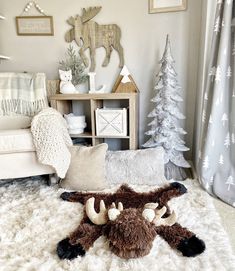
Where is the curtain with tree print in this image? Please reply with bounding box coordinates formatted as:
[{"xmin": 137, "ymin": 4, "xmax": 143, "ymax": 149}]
[{"xmin": 197, "ymin": 0, "xmax": 235, "ymax": 207}]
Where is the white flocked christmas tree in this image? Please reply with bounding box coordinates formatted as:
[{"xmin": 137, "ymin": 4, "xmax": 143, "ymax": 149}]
[{"xmin": 143, "ymin": 35, "xmax": 190, "ymax": 180}]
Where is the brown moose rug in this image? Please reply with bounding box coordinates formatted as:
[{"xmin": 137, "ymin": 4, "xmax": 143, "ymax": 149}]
[{"xmin": 0, "ymin": 179, "xmax": 235, "ymax": 271}]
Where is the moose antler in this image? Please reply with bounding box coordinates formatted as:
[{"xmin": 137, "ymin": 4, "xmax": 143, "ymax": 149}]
[
  {"xmin": 153, "ymin": 207, "xmax": 176, "ymax": 226},
  {"xmin": 81, "ymin": 6, "xmax": 102, "ymax": 23},
  {"xmin": 86, "ymin": 198, "xmax": 124, "ymax": 224},
  {"xmin": 108, "ymin": 202, "xmax": 124, "ymax": 221},
  {"xmin": 142, "ymin": 203, "xmax": 177, "ymax": 226},
  {"xmin": 86, "ymin": 197, "xmax": 176, "ymax": 227},
  {"xmin": 67, "ymin": 16, "xmax": 75, "ymax": 26},
  {"xmin": 86, "ymin": 197, "xmax": 107, "ymax": 225}
]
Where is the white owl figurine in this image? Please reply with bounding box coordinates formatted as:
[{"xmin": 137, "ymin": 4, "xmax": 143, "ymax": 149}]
[{"xmin": 59, "ymin": 69, "xmax": 77, "ymax": 94}]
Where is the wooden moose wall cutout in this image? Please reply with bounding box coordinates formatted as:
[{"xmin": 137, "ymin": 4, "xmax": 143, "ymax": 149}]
[{"xmin": 65, "ymin": 6, "xmax": 124, "ymax": 71}]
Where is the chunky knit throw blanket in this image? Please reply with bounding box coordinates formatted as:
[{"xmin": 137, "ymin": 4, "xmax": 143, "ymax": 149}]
[
  {"xmin": 31, "ymin": 108, "xmax": 72, "ymax": 178},
  {"xmin": 0, "ymin": 73, "xmax": 48, "ymax": 116}
]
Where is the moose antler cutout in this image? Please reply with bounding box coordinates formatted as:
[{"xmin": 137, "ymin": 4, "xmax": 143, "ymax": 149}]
[
  {"xmin": 65, "ymin": 6, "xmax": 124, "ymax": 71},
  {"xmin": 57, "ymin": 182, "xmax": 205, "ymax": 260}
]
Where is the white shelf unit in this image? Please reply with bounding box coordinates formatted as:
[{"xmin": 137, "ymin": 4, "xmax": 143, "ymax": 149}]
[{"xmin": 0, "ymin": 14, "xmax": 9, "ymax": 60}]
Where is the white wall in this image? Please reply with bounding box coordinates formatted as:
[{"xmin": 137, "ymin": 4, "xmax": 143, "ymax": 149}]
[{"xmin": 0, "ymin": 0, "xmax": 202, "ymax": 158}]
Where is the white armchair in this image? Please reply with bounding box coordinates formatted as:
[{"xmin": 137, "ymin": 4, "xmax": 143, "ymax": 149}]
[
  {"xmin": 0, "ymin": 78, "xmax": 59, "ymax": 183},
  {"xmin": 0, "ymin": 129, "xmax": 55, "ymax": 180}
]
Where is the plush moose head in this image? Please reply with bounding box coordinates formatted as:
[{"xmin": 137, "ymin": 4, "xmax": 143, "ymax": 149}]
[
  {"xmin": 85, "ymin": 197, "xmax": 177, "ymax": 258},
  {"xmin": 57, "ymin": 183, "xmax": 205, "ymax": 260}
]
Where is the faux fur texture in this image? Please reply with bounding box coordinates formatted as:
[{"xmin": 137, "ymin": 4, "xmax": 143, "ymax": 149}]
[
  {"xmin": 57, "ymin": 238, "xmax": 85, "ymax": 260},
  {"xmin": 104, "ymin": 209, "xmax": 158, "ymax": 259},
  {"xmin": 58, "ymin": 183, "xmax": 204, "ymax": 259},
  {"xmin": 0, "ymin": 179, "xmax": 235, "ymax": 270},
  {"xmin": 105, "ymin": 148, "xmax": 167, "ymax": 185},
  {"xmin": 60, "ymin": 182, "xmax": 186, "ymax": 215}
]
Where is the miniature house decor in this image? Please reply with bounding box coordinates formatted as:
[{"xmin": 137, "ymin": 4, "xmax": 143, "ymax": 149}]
[
  {"xmin": 64, "ymin": 114, "xmax": 86, "ymax": 135},
  {"xmin": 96, "ymin": 108, "xmax": 127, "ymax": 137},
  {"xmin": 112, "ymin": 66, "xmax": 139, "ymax": 93}
]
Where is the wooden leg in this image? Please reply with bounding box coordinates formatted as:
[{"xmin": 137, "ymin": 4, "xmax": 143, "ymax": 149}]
[
  {"xmin": 129, "ymin": 95, "xmax": 138, "ymax": 150},
  {"xmin": 102, "ymin": 46, "xmax": 112, "ymax": 67},
  {"xmin": 47, "ymin": 174, "xmax": 60, "ymax": 186},
  {"xmin": 90, "ymin": 49, "xmax": 96, "ymax": 72},
  {"xmin": 79, "ymin": 47, "xmax": 89, "ymax": 67}
]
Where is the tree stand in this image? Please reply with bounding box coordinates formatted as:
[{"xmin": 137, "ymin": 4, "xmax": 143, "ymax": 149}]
[{"xmin": 165, "ymin": 162, "xmax": 192, "ymax": 181}]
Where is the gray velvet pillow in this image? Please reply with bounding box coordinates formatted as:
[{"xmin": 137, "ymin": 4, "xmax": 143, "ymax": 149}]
[
  {"xmin": 105, "ymin": 147, "xmax": 167, "ymax": 186},
  {"xmin": 61, "ymin": 143, "xmax": 108, "ymax": 191}
]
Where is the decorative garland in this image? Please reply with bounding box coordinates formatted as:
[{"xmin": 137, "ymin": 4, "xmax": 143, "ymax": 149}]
[{"xmin": 21, "ymin": 1, "xmax": 47, "ymax": 16}]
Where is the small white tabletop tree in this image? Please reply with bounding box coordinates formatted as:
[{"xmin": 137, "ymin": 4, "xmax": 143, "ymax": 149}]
[{"xmin": 143, "ymin": 35, "xmax": 190, "ymax": 180}]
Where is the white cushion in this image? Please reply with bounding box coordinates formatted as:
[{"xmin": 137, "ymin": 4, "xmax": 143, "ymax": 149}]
[
  {"xmin": 105, "ymin": 147, "xmax": 167, "ymax": 186},
  {"xmin": 0, "ymin": 129, "xmax": 35, "ymax": 154},
  {"xmin": 60, "ymin": 144, "xmax": 108, "ymax": 191},
  {"xmin": 0, "ymin": 115, "xmax": 31, "ymax": 130},
  {"xmin": 0, "ymin": 152, "xmax": 54, "ymax": 179}
]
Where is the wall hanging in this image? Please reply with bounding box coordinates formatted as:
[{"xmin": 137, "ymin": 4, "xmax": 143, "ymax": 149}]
[
  {"xmin": 65, "ymin": 6, "xmax": 124, "ymax": 71},
  {"xmin": 16, "ymin": 1, "xmax": 54, "ymax": 36},
  {"xmin": 149, "ymin": 0, "xmax": 187, "ymax": 13}
]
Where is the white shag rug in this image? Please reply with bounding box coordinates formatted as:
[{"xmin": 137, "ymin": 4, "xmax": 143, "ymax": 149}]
[{"xmin": 0, "ymin": 179, "xmax": 235, "ymax": 271}]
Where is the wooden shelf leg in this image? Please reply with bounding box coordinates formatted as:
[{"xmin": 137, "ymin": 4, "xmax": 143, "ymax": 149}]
[
  {"xmin": 93, "ymin": 138, "xmax": 104, "ymax": 146},
  {"xmin": 90, "ymin": 99, "xmax": 103, "ymax": 146},
  {"xmin": 129, "ymin": 95, "xmax": 138, "ymax": 150}
]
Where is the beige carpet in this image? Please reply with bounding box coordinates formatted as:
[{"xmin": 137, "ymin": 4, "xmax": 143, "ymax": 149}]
[{"xmin": 214, "ymin": 198, "xmax": 235, "ymax": 253}]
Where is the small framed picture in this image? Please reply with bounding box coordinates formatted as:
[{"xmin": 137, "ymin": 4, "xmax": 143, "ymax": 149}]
[
  {"xmin": 16, "ymin": 16, "xmax": 54, "ymax": 36},
  {"xmin": 149, "ymin": 0, "xmax": 187, "ymax": 13}
]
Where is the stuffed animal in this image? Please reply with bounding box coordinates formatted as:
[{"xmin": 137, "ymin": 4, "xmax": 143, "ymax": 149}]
[
  {"xmin": 57, "ymin": 182, "xmax": 205, "ymax": 260},
  {"xmin": 59, "ymin": 69, "xmax": 77, "ymax": 94}
]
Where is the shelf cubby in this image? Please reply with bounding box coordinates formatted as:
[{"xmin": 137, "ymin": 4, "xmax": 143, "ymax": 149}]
[{"xmin": 50, "ymin": 93, "xmax": 138, "ymax": 150}]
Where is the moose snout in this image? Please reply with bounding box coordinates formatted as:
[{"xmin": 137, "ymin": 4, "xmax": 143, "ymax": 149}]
[
  {"xmin": 85, "ymin": 198, "xmax": 176, "ymax": 259},
  {"xmin": 106, "ymin": 209, "xmax": 157, "ymax": 259}
]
